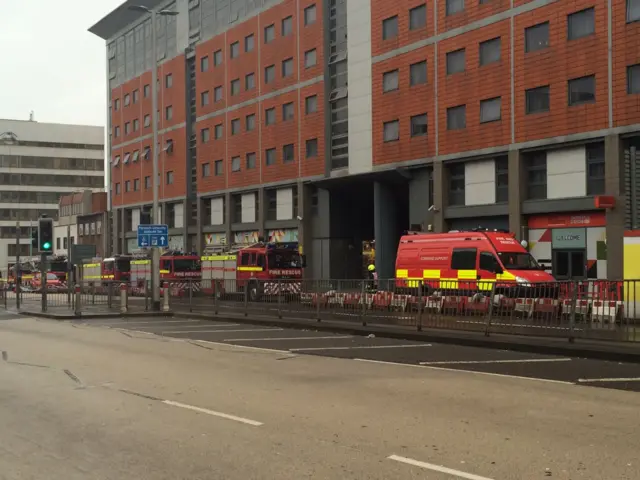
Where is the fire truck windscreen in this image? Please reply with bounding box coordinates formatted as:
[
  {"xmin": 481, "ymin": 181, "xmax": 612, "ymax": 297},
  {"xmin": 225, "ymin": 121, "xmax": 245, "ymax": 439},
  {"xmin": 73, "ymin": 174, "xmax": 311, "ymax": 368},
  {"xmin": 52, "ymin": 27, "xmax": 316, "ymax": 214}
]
[
  {"xmin": 267, "ymin": 251, "xmax": 302, "ymax": 269},
  {"xmin": 115, "ymin": 259, "xmax": 130, "ymax": 272},
  {"xmin": 498, "ymin": 252, "xmax": 540, "ymax": 270},
  {"xmin": 49, "ymin": 261, "xmax": 66, "ymax": 272},
  {"xmin": 174, "ymin": 259, "xmax": 201, "ymax": 272}
]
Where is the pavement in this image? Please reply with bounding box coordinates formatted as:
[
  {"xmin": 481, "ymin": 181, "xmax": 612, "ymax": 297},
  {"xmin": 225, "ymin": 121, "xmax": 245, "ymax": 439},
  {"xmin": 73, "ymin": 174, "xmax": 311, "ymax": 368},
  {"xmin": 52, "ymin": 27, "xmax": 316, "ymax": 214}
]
[{"xmin": 1, "ymin": 316, "xmax": 640, "ymax": 479}]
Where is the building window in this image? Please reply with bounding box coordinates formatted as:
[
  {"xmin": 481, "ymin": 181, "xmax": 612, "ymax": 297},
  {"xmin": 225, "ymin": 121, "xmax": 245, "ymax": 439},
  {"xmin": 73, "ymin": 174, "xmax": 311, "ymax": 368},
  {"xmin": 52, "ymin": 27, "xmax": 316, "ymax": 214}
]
[
  {"xmin": 115, "ymin": 183, "xmax": 121, "ymax": 194},
  {"xmin": 568, "ymin": 8, "xmax": 595, "ymax": 40},
  {"xmin": 215, "ymin": 123, "xmax": 223, "ymax": 139},
  {"xmin": 628, "ymin": 0, "xmax": 640, "ymax": 22},
  {"xmin": 214, "ymin": 160, "xmax": 223, "ymax": 176},
  {"xmin": 114, "ymin": 98, "xmax": 120, "ymax": 110},
  {"xmin": 165, "ymin": 74, "xmax": 173, "ymax": 88},
  {"xmin": 125, "ymin": 180, "xmax": 131, "ymax": 192},
  {"xmin": 265, "ymin": 107, "xmax": 276, "ymax": 125},
  {"xmin": 201, "ymin": 56, "xmax": 209, "ymax": 72},
  {"xmin": 114, "ymin": 126, "xmax": 120, "ymax": 137},
  {"xmin": 383, "ymin": 69, "xmax": 399, "ymax": 92},
  {"xmin": 446, "ymin": 105, "xmax": 466, "ymax": 130},
  {"xmin": 165, "ymin": 106, "xmax": 173, "ymax": 120},
  {"xmin": 446, "ymin": 48, "xmax": 465, "ymax": 74},
  {"xmin": 568, "ymin": 75, "xmax": 596, "ymax": 105},
  {"xmin": 282, "ymin": 57, "xmax": 294, "ymax": 77},
  {"xmin": 201, "ymin": 90, "xmax": 210, "ymax": 106},
  {"xmin": 628, "ymin": 64, "xmax": 640, "ymax": 94},
  {"xmin": 526, "ymin": 153, "xmax": 547, "ymax": 200},
  {"xmin": 446, "ymin": 0, "xmax": 464, "ymax": 16},
  {"xmin": 383, "ymin": 120, "xmax": 400, "ymax": 142},
  {"xmin": 305, "ymin": 95, "xmax": 317, "ymax": 113},
  {"xmin": 246, "ymin": 152, "xmax": 256, "ymax": 169},
  {"xmin": 57, "ymin": 238, "xmax": 61, "ymax": 249},
  {"xmin": 231, "ymin": 156, "xmax": 241, "ymax": 172},
  {"xmin": 214, "ymin": 86, "xmax": 223, "ymax": 102},
  {"xmin": 479, "ymin": 37, "xmax": 501, "ymax": 65},
  {"xmin": 124, "ymin": 122, "xmax": 131, "ymax": 134},
  {"xmin": 525, "ymin": 22, "xmax": 549, "ymax": 53},
  {"xmin": 143, "ymin": 85, "xmax": 150, "ymax": 97},
  {"xmin": 245, "ymin": 34, "xmax": 254, "ymax": 52},
  {"xmin": 526, "ymin": 85, "xmax": 550, "ymax": 114},
  {"xmin": 166, "ymin": 171, "xmax": 174, "ymax": 185},
  {"xmin": 133, "ymin": 89, "xmax": 139, "ymax": 104},
  {"xmin": 133, "ymin": 119, "xmax": 139, "ymax": 131},
  {"xmin": 230, "ymin": 41, "xmax": 239, "ymax": 59},
  {"xmin": 231, "ymin": 118, "xmax": 240, "ymax": 135},
  {"xmin": 214, "ymin": 49, "xmax": 222, "ymax": 65},
  {"xmin": 246, "ymin": 113, "xmax": 256, "ymax": 131},
  {"xmin": 124, "ymin": 94, "xmax": 130, "ymax": 106},
  {"xmin": 495, "ymin": 156, "xmax": 508, "ymax": 202},
  {"xmin": 282, "ymin": 16, "xmax": 293, "ymax": 36},
  {"xmin": 586, "ymin": 142, "xmax": 605, "ymax": 195},
  {"xmin": 448, "ymin": 164, "xmax": 465, "ymax": 206},
  {"xmin": 382, "ymin": 16, "xmax": 398, "ymax": 40},
  {"xmin": 134, "ymin": 178, "xmax": 140, "ymax": 191},
  {"xmin": 202, "ymin": 162, "xmax": 210, "ymax": 177},
  {"xmin": 480, "ymin": 97, "xmax": 501, "ymax": 123},
  {"xmin": 264, "ymin": 24, "xmax": 275, "ymax": 43},
  {"xmin": 245, "ymin": 72, "xmax": 255, "ymax": 90},
  {"xmin": 201, "ymin": 128, "xmax": 210, "ymax": 143},
  {"xmin": 410, "ymin": 114, "xmax": 428, "ymax": 137},
  {"xmin": 283, "ymin": 144, "xmax": 295, "ymax": 163},
  {"xmin": 410, "ymin": 4, "xmax": 427, "ymax": 30},
  {"xmin": 145, "ymin": 176, "xmax": 151, "ymax": 189},
  {"xmin": 266, "ymin": 148, "xmax": 276, "ymax": 166},
  {"xmin": 231, "ymin": 78, "xmax": 240, "ymax": 96},
  {"xmin": 306, "ymin": 138, "xmax": 318, "ymax": 158},
  {"xmin": 305, "ymin": 4, "xmax": 316, "ymax": 25},
  {"xmin": 283, "ymin": 102, "xmax": 294, "ymax": 121},
  {"xmin": 410, "ymin": 61, "xmax": 427, "ymax": 85},
  {"xmin": 265, "ymin": 65, "xmax": 275, "ymax": 83},
  {"xmin": 305, "ymin": 49, "xmax": 317, "ymax": 68}
]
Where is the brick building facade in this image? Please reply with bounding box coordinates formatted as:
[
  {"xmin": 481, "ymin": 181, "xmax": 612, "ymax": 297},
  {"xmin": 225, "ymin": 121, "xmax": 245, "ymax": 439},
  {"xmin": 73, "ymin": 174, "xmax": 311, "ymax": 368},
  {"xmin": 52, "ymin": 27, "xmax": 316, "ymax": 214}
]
[{"xmin": 91, "ymin": 0, "xmax": 640, "ymax": 281}]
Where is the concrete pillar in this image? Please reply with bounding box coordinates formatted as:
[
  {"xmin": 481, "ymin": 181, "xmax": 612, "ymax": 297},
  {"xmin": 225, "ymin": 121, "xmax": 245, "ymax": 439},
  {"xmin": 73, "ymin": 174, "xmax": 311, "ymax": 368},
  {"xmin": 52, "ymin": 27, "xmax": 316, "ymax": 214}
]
[
  {"xmin": 195, "ymin": 197, "xmax": 203, "ymax": 255},
  {"xmin": 297, "ymin": 181, "xmax": 313, "ymax": 279},
  {"xmin": 605, "ymin": 134, "xmax": 625, "ymax": 280},
  {"xmin": 508, "ymin": 149, "xmax": 526, "ymax": 240},
  {"xmin": 432, "ymin": 161, "xmax": 447, "ymax": 232},
  {"xmin": 111, "ymin": 208, "xmax": 120, "ymax": 255},
  {"xmin": 373, "ymin": 181, "xmax": 397, "ymax": 280},
  {"xmin": 224, "ymin": 192, "xmax": 232, "ymax": 246},
  {"xmin": 257, "ymin": 187, "xmax": 266, "ymax": 240},
  {"xmin": 408, "ymin": 168, "xmax": 434, "ymax": 231},
  {"xmin": 118, "ymin": 208, "xmax": 125, "ymax": 254}
]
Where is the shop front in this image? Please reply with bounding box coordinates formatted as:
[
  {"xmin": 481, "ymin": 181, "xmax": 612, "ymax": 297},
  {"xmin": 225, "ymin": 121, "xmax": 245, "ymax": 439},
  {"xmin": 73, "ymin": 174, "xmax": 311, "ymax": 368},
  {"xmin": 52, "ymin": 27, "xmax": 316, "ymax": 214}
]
[
  {"xmin": 233, "ymin": 231, "xmax": 259, "ymax": 245},
  {"xmin": 267, "ymin": 229, "xmax": 298, "ymax": 243},
  {"xmin": 527, "ymin": 213, "xmax": 606, "ymax": 280},
  {"xmin": 203, "ymin": 233, "xmax": 227, "ymax": 249}
]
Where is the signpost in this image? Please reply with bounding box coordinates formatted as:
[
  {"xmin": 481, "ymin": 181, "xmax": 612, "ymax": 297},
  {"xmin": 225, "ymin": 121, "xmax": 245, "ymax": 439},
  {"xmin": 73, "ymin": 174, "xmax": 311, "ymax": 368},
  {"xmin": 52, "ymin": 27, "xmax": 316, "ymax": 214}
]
[{"xmin": 137, "ymin": 224, "xmax": 169, "ymax": 248}]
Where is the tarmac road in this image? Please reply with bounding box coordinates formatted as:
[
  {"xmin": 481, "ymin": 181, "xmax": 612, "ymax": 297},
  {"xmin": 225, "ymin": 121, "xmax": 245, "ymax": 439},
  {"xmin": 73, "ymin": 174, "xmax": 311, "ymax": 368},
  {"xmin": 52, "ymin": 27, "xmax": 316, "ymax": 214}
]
[{"xmin": 1, "ymin": 316, "xmax": 640, "ymax": 479}]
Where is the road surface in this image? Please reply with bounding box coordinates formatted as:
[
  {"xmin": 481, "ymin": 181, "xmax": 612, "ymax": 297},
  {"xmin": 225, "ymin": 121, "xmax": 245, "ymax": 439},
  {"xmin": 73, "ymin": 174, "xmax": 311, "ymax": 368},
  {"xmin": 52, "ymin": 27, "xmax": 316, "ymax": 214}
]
[{"xmin": 1, "ymin": 314, "xmax": 639, "ymax": 479}]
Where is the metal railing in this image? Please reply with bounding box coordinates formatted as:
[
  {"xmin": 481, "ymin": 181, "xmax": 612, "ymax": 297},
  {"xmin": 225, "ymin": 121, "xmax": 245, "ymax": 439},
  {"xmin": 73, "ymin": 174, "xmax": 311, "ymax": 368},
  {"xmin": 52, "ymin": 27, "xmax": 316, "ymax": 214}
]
[{"xmin": 165, "ymin": 278, "xmax": 640, "ymax": 343}]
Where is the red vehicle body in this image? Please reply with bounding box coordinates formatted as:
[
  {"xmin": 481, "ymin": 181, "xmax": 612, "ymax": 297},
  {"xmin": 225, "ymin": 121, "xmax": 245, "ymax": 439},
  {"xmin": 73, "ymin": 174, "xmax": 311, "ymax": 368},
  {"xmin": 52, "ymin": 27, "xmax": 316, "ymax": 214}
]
[
  {"xmin": 47, "ymin": 255, "xmax": 68, "ymax": 283},
  {"xmin": 101, "ymin": 255, "xmax": 132, "ymax": 283},
  {"xmin": 395, "ymin": 230, "xmax": 555, "ymax": 295},
  {"xmin": 31, "ymin": 272, "xmax": 64, "ymax": 291},
  {"xmin": 129, "ymin": 251, "xmax": 201, "ymax": 294}
]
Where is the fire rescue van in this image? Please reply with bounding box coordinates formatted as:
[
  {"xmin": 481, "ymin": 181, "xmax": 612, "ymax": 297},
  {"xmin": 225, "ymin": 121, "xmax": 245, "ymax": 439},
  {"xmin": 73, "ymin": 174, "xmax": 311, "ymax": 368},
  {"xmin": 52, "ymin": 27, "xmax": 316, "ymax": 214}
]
[
  {"xmin": 201, "ymin": 242, "xmax": 304, "ymax": 300},
  {"xmin": 81, "ymin": 255, "xmax": 131, "ymax": 286},
  {"xmin": 395, "ymin": 229, "xmax": 555, "ymax": 295},
  {"xmin": 130, "ymin": 250, "xmax": 201, "ymax": 293}
]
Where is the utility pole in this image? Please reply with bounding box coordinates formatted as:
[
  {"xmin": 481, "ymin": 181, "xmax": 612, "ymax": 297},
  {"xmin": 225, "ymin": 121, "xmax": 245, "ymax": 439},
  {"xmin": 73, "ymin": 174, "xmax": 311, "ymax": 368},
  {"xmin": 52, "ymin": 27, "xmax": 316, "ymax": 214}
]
[{"xmin": 150, "ymin": 7, "xmax": 160, "ymax": 311}]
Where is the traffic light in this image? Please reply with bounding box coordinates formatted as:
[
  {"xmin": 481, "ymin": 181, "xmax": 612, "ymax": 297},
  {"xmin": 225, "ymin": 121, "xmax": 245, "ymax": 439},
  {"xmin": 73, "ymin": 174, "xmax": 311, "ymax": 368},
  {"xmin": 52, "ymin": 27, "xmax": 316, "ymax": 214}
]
[
  {"xmin": 31, "ymin": 228, "xmax": 38, "ymax": 252},
  {"xmin": 38, "ymin": 217, "xmax": 54, "ymax": 254}
]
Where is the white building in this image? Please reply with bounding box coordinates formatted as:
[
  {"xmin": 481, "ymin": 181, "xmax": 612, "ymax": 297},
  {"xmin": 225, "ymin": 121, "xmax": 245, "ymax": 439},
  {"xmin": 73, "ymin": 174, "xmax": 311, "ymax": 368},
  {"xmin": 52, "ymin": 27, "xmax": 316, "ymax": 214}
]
[{"xmin": 0, "ymin": 118, "xmax": 104, "ymax": 275}]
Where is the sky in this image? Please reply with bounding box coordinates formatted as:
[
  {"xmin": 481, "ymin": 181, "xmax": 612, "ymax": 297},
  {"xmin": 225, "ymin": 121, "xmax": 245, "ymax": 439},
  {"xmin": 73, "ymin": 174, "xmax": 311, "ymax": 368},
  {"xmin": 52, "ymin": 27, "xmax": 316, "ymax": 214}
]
[{"xmin": 0, "ymin": 0, "xmax": 124, "ymax": 127}]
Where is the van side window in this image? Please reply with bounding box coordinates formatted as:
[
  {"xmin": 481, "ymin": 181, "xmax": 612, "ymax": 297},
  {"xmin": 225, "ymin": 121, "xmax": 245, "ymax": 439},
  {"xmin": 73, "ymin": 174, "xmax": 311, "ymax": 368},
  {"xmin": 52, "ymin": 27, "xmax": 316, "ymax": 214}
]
[
  {"xmin": 479, "ymin": 252, "xmax": 498, "ymax": 272},
  {"xmin": 451, "ymin": 248, "xmax": 477, "ymax": 270},
  {"xmin": 250, "ymin": 253, "xmax": 257, "ymax": 265},
  {"xmin": 240, "ymin": 253, "xmax": 250, "ymax": 265},
  {"xmin": 161, "ymin": 260, "xmax": 171, "ymax": 271},
  {"xmin": 257, "ymin": 254, "xmax": 265, "ymax": 268}
]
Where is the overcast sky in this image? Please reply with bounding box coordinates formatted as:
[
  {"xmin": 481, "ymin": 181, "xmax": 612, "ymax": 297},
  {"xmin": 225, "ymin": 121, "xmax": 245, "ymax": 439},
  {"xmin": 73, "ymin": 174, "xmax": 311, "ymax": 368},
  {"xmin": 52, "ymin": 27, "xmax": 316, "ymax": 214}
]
[{"xmin": 0, "ymin": 0, "xmax": 124, "ymax": 127}]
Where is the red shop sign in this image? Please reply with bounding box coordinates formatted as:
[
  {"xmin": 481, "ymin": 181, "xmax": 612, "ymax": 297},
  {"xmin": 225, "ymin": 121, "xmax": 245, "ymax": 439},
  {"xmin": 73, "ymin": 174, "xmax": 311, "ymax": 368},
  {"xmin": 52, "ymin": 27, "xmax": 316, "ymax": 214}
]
[{"xmin": 528, "ymin": 212, "xmax": 606, "ymax": 229}]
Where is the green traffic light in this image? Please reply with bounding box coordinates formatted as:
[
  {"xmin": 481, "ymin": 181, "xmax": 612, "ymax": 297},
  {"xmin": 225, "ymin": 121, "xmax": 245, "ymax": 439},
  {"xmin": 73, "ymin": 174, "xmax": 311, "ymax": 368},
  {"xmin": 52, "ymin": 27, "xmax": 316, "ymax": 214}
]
[{"xmin": 43, "ymin": 242, "xmax": 51, "ymax": 250}]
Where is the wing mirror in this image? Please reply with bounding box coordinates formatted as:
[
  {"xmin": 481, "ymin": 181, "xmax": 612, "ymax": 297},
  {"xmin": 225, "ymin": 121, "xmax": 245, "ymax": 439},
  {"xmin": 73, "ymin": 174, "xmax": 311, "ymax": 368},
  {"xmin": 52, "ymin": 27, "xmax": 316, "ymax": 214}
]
[{"xmin": 494, "ymin": 264, "xmax": 504, "ymax": 275}]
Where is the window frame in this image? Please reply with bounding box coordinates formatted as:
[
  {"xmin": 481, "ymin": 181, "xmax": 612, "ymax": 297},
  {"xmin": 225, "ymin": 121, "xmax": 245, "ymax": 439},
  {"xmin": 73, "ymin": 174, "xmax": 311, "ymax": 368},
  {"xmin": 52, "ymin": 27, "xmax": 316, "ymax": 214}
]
[
  {"xmin": 479, "ymin": 37, "xmax": 501, "ymax": 66},
  {"xmin": 524, "ymin": 22, "xmax": 550, "ymax": 53},
  {"xmin": 383, "ymin": 69, "xmax": 399, "ymax": 92},
  {"xmin": 265, "ymin": 148, "xmax": 277, "ymax": 166},
  {"xmin": 448, "ymin": 163, "xmax": 466, "ymax": 206},
  {"xmin": 304, "ymin": 4, "xmax": 317, "ymax": 25},
  {"xmin": 446, "ymin": 48, "xmax": 466, "ymax": 75},
  {"xmin": 526, "ymin": 153, "xmax": 547, "ymax": 200},
  {"xmin": 567, "ymin": 7, "xmax": 595, "ymax": 41},
  {"xmin": 446, "ymin": 105, "xmax": 467, "ymax": 130},
  {"xmin": 383, "ymin": 119, "xmax": 400, "ymax": 142},
  {"xmin": 283, "ymin": 144, "xmax": 295, "ymax": 163},
  {"xmin": 409, "ymin": 4, "xmax": 427, "ymax": 30},
  {"xmin": 627, "ymin": 64, "xmax": 640, "ymax": 94},
  {"xmin": 410, "ymin": 114, "xmax": 428, "ymax": 137},
  {"xmin": 525, "ymin": 85, "xmax": 550, "ymax": 114},
  {"xmin": 382, "ymin": 15, "xmax": 398, "ymax": 40},
  {"xmin": 265, "ymin": 107, "xmax": 276, "ymax": 125},
  {"xmin": 586, "ymin": 142, "xmax": 605, "ymax": 195},
  {"xmin": 480, "ymin": 97, "xmax": 502, "ymax": 123},
  {"xmin": 410, "ymin": 60, "xmax": 427, "ymax": 86},
  {"xmin": 306, "ymin": 138, "xmax": 318, "ymax": 158},
  {"xmin": 568, "ymin": 75, "xmax": 596, "ymax": 106},
  {"xmin": 495, "ymin": 156, "xmax": 509, "ymax": 203}
]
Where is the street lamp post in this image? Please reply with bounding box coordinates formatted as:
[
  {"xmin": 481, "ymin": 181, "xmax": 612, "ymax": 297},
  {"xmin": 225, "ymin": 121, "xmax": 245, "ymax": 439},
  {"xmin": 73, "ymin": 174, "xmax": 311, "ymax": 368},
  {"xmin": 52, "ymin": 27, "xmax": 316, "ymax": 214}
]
[{"xmin": 129, "ymin": 5, "xmax": 178, "ymax": 310}]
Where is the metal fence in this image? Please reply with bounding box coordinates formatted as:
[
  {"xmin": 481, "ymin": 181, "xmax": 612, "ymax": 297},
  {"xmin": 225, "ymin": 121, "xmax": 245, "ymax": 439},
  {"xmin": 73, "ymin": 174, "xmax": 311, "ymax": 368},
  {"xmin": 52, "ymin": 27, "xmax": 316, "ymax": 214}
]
[{"xmin": 166, "ymin": 278, "xmax": 640, "ymax": 343}]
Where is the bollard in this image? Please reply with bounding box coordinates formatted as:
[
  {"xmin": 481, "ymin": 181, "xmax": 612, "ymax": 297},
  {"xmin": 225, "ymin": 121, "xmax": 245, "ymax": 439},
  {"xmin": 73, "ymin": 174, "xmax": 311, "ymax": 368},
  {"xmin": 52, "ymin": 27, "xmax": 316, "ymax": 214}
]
[
  {"xmin": 162, "ymin": 282, "xmax": 170, "ymax": 312},
  {"xmin": 74, "ymin": 285, "xmax": 81, "ymax": 316},
  {"xmin": 107, "ymin": 282, "xmax": 113, "ymax": 309},
  {"xmin": 120, "ymin": 283, "xmax": 127, "ymax": 314},
  {"xmin": 213, "ymin": 280, "xmax": 219, "ymax": 315},
  {"xmin": 91, "ymin": 282, "xmax": 96, "ymax": 305}
]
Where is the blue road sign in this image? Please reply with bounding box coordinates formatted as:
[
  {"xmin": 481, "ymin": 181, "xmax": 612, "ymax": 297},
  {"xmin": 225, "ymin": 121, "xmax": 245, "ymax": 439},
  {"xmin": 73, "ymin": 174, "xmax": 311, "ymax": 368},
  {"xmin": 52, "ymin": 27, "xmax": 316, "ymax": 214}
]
[{"xmin": 137, "ymin": 224, "xmax": 169, "ymax": 248}]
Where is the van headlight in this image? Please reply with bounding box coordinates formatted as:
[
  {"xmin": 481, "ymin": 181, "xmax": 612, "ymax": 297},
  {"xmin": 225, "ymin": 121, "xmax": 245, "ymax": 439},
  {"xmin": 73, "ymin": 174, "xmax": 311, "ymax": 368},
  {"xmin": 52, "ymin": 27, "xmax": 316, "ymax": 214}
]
[{"xmin": 515, "ymin": 276, "xmax": 531, "ymax": 287}]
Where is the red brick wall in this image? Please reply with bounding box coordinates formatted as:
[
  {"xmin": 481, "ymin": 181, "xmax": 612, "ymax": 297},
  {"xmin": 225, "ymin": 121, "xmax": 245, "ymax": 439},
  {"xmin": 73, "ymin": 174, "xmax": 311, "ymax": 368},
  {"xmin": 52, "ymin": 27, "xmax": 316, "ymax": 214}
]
[{"xmin": 612, "ymin": 1, "xmax": 640, "ymax": 127}]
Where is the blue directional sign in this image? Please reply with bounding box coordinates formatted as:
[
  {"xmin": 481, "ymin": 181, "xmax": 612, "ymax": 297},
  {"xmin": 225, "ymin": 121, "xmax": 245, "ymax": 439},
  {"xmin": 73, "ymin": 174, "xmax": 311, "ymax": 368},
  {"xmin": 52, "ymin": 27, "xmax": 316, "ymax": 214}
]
[{"xmin": 137, "ymin": 224, "xmax": 169, "ymax": 248}]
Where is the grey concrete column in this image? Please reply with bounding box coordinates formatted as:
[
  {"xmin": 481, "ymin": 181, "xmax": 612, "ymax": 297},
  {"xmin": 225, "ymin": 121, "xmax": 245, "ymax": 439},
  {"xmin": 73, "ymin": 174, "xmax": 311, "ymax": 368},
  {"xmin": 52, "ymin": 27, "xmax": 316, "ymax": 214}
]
[
  {"xmin": 432, "ymin": 161, "xmax": 447, "ymax": 232},
  {"xmin": 195, "ymin": 197, "xmax": 203, "ymax": 254},
  {"xmin": 111, "ymin": 208, "xmax": 119, "ymax": 255},
  {"xmin": 408, "ymin": 168, "xmax": 434, "ymax": 231},
  {"xmin": 508, "ymin": 149, "xmax": 526, "ymax": 240},
  {"xmin": 224, "ymin": 192, "xmax": 232, "ymax": 246},
  {"xmin": 373, "ymin": 181, "xmax": 397, "ymax": 280},
  {"xmin": 605, "ymin": 134, "xmax": 625, "ymax": 280},
  {"xmin": 118, "ymin": 208, "xmax": 125, "ymax": 254},
  {"xmin": 297, "ymin": 181, "xmax": 313, "ymax": 279},
  {"xmin": 257, "ymin": 187, "xmax": 266, "ymax": 240},
  {"xmin": 182, "ymin": 197, "xmax": 190, "ymax": 251}
]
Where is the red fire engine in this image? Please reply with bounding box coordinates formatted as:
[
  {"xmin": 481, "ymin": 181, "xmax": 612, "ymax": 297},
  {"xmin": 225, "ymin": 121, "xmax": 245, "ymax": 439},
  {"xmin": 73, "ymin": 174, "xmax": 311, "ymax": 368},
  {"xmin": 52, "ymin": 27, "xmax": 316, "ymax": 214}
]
[
  {"xmin": 201, "ymin": 242, "xmax": 304, "ymax": 300},
  {"xmin": 81, "ymin": 255, "xmax": 132, "ymax": 286},
  {"xmin": 130, "ymin": 250, "xmax": 201, "ymax": 294}
]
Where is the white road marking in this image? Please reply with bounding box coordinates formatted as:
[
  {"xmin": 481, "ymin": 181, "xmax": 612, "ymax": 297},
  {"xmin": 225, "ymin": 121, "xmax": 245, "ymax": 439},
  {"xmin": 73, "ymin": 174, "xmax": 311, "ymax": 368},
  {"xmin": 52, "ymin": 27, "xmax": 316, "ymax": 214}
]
[
  {"xmin": 354, "ymin": 358, "xmax": 574, "ymax": 385},
  {"xmin": 161, "ymin": 328, "xmax": 283, "ymax": 334},
  {"xmin": 224, "ymin": 335, "xmax": 353, "ymax": 342},
  {"xmin": 388, "ymin": 454, "xmax": 494, "ymax": 480},
  {"xmin": 162, "ymin": 400, "xmax": 263, "ymax": 426},
  {"xmin": 191, "ymin": 339, "xmax": 288, "ymax": 354},
  {"xmin": 420, "ymin": 358, "xmax": 572, "ymax": 366},
  {"xmin": 577, "ymin": 377, "xmax": 640, "ymax": 383},
  {"xmin": 290, "ymin": 344, "xmax": 431, "ymax": 352},
  {"xmin": 99, "ymin": 320, "xmax": 207, "ymax": 326},
  {"xmin": 144, "ymin": 324, "xmax": 241, "ymax": 329}
]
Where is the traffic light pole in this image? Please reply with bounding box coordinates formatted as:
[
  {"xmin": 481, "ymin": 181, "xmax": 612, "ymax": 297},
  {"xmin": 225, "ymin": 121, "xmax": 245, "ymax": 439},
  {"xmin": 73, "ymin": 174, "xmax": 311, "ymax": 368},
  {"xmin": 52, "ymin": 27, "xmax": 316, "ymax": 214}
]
[
  {"xmin": 40, "ymin": 253, "xmax": 47, "ymax": 313},
  {"xmin": 151, "ymin": 8, "xmax": 161, "ymax": 312}
]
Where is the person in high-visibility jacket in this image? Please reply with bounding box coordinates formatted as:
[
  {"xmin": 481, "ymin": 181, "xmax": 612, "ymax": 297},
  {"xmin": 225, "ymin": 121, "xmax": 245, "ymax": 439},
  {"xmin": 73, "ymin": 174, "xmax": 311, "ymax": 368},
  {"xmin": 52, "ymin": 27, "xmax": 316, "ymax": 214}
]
[{"xmin": 367, "ymin": 263, "xmax": 378, "ymax": 291}]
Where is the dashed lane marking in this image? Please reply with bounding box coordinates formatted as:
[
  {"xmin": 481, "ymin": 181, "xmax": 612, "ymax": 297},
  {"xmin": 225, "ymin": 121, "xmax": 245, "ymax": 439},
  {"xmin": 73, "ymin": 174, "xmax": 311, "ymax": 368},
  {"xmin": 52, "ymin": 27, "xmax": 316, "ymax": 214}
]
[
  {"xmin": 162, "ymin": 400, "xmax": 263, "ymax": 426},
  {"xmin": 290, "ymin": 344, "xmax": 431, "ymax": 352},
  {"xmin": 577, "ymin": 377, "xmax": 640, "ymax": 383},
  {"xmin": 388, "ymin": 454, "xmax": 495, "ymax": 480},
  {"xmin": 420, "ymin": 358, "xmax": 572, "ymax": 366},
  {"xmin": 190, "ymin": 339, "xmax": 288, "ymax": 354},
  {"xmin": 223, "ymin": 335, "xmax": 354, "ymax": 342},
  {"xmin": 160, "ymin": 328, "xmax": 284, "ymax": 334}
]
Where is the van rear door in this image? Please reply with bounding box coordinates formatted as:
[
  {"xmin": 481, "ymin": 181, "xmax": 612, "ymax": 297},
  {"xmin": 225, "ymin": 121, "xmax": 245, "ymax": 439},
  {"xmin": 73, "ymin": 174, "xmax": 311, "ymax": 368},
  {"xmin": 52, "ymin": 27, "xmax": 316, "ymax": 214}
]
[{"xmin": 449, "ymin": 248, "xmax": 478, "ymax": 291}]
